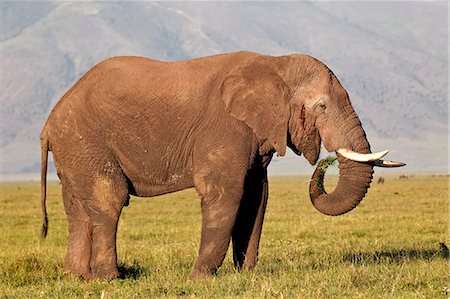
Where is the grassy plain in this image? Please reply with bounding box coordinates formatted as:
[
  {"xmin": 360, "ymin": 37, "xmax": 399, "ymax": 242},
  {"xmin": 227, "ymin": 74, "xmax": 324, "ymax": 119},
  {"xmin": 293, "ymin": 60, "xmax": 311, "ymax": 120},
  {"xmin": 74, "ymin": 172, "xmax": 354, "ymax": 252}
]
[{"xmin": 0, "ymin": 175, "xmax": 448, "ymax": 298}]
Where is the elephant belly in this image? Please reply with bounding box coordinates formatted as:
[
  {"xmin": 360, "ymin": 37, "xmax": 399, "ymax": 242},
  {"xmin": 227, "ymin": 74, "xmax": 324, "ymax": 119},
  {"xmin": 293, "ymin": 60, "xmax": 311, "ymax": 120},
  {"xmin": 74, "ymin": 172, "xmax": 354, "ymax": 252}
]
[
  {"xmin": 127, "ymin": 170, "xmax": 195, "ymax": 198},
  {"xmin": 112, "ymin": 145, "xmax": 195, "ymax": 198}
]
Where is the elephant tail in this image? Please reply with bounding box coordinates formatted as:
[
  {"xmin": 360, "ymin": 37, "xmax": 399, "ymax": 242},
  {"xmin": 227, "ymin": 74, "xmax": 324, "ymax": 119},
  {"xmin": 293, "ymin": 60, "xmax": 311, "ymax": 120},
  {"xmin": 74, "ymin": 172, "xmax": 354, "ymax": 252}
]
[{"xmin": 40, "ymin": 133, "xmax": 49, "ymax": 240}]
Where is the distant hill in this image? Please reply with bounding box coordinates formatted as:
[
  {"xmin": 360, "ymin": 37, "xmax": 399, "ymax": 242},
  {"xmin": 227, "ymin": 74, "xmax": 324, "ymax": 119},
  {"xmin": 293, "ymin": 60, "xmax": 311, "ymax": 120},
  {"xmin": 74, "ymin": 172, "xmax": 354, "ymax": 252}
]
[{"xmin": 0, "ymin": 2, "xmax": 447, "ymax": 179}]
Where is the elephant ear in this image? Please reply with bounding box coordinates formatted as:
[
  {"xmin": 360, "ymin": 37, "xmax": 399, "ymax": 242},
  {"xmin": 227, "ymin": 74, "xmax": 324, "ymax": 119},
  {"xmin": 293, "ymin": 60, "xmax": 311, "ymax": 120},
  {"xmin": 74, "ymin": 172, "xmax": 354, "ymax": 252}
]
[{"xmin": 221, "ymin": 63, "xmax": 290, "ymax": 156}]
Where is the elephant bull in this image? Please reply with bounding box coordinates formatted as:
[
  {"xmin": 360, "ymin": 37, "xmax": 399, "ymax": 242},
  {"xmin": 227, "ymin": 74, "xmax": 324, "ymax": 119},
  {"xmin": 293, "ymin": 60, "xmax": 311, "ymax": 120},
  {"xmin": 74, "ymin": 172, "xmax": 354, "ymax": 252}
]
[{"xmin": 40, "ymin": 51, "xmax": 404, "ymax": 279}]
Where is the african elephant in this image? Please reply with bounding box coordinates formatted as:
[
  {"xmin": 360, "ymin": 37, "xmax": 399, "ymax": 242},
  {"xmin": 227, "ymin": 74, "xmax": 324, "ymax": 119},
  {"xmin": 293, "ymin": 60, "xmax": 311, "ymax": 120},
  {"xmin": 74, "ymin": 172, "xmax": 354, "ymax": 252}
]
[{"xmin": 40, "ymin": 51, "xmax": 404, "ymax": 280}]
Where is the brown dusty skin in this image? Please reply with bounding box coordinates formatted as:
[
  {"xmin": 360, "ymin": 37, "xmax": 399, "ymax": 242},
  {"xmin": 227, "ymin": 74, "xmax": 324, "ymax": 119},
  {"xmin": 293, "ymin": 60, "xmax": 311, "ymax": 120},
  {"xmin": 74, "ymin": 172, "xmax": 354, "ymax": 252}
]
[{"xmin": 40, "ymin": 51, "xmax": 386, "ymax": 280}]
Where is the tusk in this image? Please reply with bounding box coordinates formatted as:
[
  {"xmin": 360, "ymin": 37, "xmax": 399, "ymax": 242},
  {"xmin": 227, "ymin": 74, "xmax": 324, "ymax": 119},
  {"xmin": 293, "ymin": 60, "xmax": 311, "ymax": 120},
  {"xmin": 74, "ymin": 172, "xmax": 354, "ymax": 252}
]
[
  {"xmin": 336, "ymin": 148, "xmax": 389, "ymax": 162},
  {"xmin": 374, "ymin": 159, "xmax": 406, "ymax": 168}
]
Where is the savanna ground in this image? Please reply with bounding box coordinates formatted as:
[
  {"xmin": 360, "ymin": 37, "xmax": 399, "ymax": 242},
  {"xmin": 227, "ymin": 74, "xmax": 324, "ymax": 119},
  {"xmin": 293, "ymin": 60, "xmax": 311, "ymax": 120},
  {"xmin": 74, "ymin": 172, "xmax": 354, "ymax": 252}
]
[{"xmin": 0, "ymin": 175, "xmax": 448, "ymax": 298}]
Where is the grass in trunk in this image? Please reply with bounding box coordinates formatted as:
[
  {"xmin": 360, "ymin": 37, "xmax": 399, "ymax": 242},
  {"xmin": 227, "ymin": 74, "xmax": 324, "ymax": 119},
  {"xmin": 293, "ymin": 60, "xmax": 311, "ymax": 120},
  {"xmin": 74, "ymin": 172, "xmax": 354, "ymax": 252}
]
[{"xmin": 315, "ymin": 156, "xmax": 338, "ymax": 193}]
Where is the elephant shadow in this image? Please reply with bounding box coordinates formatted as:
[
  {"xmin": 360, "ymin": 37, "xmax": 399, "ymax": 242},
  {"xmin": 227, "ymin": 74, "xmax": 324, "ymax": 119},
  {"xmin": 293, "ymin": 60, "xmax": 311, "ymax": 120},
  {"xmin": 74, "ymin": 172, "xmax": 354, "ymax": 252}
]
[
  {"xmin": 341, "ymin": 243, "xmax": 449, "ymax": 266},
  {"xmin": 117, "ymin": 261, "xmax": 149, "ymax": 279}
]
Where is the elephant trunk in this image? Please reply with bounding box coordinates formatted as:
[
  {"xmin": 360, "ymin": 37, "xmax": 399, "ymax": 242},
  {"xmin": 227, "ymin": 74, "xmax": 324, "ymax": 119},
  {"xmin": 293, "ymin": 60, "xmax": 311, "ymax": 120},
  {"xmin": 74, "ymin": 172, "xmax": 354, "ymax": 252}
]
[{"xmin": 309, "ymin": 127, "xmax": 374, "ymax": 216}]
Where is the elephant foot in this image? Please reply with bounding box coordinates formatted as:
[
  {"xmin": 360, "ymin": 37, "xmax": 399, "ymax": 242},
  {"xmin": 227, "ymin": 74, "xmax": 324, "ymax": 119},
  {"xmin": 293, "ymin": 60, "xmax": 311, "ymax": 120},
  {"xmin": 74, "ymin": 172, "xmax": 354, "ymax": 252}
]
[
  {"xmin": 64, "ymin": 264, "xmax": 120, "ymax": 280},
  {"xmin": 63, "ymin": 267, "xmax": 91, "ymax": 280},
  {"xmin": 91, "ymin": 270, "xmax": 120, "ymax": 281},
  {"xmin": 90, "ymin": 264, "xmax": 121, "ymax": 280},
  {"xmin": 243, "ymin": 256, "xmax": 258, "ymax": 271},
  {"xmin": 63, "ymin": 257, "xmax": 91, "ymax": 280},
  {"xmin": 189, "ymin": 268, "xmax": 214, "ymax": 280}
]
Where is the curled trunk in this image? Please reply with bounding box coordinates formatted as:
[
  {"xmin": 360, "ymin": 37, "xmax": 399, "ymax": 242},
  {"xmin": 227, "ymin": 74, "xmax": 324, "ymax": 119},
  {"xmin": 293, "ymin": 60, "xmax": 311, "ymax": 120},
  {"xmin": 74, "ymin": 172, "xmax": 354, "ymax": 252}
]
[
  {"xmin": 309, "ymin": 154, "xmax": 373, "ymax": 216},
  {"xmin": 309, "ymin": 138, "xmax": 374, "ymax": 216}
]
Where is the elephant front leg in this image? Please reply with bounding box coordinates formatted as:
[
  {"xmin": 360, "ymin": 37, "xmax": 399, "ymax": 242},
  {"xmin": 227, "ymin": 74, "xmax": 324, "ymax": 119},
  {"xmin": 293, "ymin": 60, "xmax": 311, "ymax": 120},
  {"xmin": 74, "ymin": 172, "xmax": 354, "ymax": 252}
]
[
  {"xmin": 232, "ymin": 161, "xmax": 269, "ymax": 270},
  {"xmin": 191, "ymin": 172, "xmax": 246, "ymax": 279}
]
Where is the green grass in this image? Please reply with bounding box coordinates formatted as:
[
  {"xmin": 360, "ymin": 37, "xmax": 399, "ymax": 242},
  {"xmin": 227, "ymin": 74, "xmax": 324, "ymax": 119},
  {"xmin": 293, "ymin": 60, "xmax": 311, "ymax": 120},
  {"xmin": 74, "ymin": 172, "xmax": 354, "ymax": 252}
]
[{"xmin": 0, "ymin": 175, "xmax": 448, "ymax": 298}]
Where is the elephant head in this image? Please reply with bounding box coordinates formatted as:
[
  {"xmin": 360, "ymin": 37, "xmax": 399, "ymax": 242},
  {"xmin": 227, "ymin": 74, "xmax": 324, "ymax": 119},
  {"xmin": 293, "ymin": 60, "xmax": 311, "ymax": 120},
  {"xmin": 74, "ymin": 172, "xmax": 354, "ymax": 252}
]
[{"xmin": 221, "ymin": 53, "xmax": 404, "ymax": 216}]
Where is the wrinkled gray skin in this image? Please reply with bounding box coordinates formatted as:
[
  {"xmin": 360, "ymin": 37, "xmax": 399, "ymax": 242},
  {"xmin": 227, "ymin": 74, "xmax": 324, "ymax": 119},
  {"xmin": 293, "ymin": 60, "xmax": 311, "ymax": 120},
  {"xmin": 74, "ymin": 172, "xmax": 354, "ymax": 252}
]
[{"xmin": 40, "ymin": 51, "xmax": 374, "ymax": 280}]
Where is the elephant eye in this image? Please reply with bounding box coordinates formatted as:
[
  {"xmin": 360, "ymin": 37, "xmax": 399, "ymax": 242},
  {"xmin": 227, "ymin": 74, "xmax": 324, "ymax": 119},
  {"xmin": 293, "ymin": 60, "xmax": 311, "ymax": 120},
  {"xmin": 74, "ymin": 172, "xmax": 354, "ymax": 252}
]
[{"xmin": 316, "ymin": 102, "xmax": 327, "ymax": 111}]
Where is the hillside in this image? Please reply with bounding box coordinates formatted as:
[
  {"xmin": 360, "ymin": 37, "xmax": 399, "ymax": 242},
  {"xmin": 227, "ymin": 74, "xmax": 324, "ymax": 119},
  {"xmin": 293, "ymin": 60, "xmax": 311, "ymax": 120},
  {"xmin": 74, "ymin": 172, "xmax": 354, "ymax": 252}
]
[{"xmin": 0, "ymin": 2, "xmax": 447, "ymax": 178}]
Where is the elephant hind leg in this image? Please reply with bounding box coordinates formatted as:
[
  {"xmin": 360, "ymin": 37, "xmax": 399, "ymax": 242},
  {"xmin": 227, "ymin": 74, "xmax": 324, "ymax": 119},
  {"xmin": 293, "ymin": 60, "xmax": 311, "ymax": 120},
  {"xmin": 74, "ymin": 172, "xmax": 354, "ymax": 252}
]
[
  {"xmin": 61, "ymin": 172, "xmax": 129, "ymax": 280},
  {"xmin": 88, "ymin": 175, "xmax": 128, "ymax": 279},
  {"xmin": 62, "ymin": 184, "xmax": 93, "ymax": 279}
]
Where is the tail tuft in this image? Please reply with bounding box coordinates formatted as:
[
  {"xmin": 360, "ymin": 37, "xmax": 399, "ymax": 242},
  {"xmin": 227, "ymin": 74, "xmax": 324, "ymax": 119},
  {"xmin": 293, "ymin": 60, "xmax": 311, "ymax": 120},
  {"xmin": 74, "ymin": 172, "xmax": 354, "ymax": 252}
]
[{"xmin": 41, "ymin": 215, "xmax": 48, "ymax": 240}]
